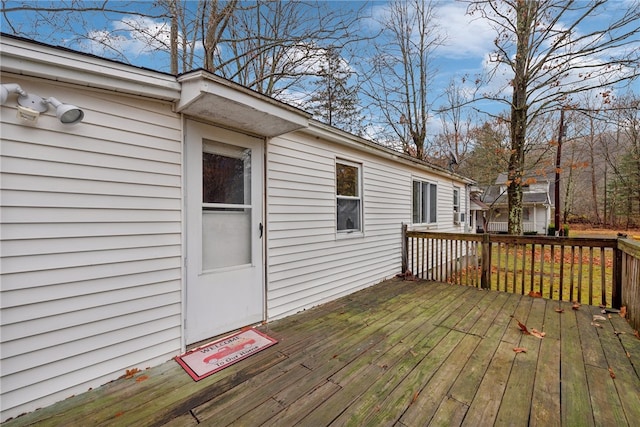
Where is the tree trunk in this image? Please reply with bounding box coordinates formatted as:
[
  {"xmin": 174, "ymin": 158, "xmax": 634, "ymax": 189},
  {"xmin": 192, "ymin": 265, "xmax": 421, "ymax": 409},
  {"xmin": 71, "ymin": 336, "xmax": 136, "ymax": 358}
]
[{"xmin": 507, "ymin": 1, "xmax": 534, "ymax": 235}]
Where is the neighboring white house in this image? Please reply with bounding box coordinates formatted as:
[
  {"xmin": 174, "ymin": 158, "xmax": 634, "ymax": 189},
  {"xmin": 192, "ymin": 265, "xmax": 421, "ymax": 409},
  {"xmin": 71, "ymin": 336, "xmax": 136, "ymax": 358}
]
[
  {"xmin": 0, "ymin": 34, "xmax": 474, "ymax": 421},
  {"xmin": 481, "ymin": 172, "xmax": 554, "ymax": 234}
]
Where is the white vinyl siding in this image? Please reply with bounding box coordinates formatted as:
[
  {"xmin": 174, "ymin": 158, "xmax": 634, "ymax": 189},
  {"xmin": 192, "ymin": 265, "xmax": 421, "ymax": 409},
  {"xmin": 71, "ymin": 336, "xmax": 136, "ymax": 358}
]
[
  {"xmin": 0, "ymin": 77, "xmax": 182, "ymax": 419},
  {"xmin": 266, "ymin": 131, "xmax": 466, "ymax": 319}
]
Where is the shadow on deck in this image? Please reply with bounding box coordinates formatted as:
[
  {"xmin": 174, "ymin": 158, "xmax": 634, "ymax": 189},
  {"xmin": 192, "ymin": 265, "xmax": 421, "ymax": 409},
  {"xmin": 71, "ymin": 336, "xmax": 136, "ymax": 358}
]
[{"xmin": 4, "ymin": 278, "xmax": 640, "ymax": 426}]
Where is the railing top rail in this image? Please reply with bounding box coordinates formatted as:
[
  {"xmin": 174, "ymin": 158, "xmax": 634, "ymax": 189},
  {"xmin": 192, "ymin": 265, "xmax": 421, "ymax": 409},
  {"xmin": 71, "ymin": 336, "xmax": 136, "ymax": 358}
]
[
  {"xmin": 405, "ymin": 231, "xmax": 483, "ymax": 242},
  {"xmin": 619, "ymin": 238, "xmax": 640, "ymax": 258},
  {"xmin": 406, "ymin": 231, "xmax": 619, "ymax": 248}
]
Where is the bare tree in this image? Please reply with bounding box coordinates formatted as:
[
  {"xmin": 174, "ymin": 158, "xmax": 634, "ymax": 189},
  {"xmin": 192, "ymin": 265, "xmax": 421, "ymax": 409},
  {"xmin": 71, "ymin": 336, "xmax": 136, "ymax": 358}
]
[
  {"xmin": 2, "ymin": 0, "xmax": 371, "ymax": 101},
  {"xmin": 363, "ymin": 0, "xmax": 444, "ymax": 160},
  {"xmin": 468, "ymin": 0, "xmax": 640, "ymax": 234},
  {"xmin": 432, "ymin": 77, "xmax": 480, "ymax": 171}
]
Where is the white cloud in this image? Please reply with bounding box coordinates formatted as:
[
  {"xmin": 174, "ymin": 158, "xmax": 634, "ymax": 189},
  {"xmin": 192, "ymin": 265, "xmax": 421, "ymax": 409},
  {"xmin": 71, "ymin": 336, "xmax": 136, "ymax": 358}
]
[{"xmin": 435, "ymin": 2, "xmax": 495, "ymax": 58}]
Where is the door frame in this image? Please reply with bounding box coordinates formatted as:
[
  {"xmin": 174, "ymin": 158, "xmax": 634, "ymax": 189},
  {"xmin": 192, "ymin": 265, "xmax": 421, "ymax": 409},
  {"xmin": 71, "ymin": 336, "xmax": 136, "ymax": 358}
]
[{"xmin": 182, "ymin": 119, "xmax": 267, "ymax": 346}]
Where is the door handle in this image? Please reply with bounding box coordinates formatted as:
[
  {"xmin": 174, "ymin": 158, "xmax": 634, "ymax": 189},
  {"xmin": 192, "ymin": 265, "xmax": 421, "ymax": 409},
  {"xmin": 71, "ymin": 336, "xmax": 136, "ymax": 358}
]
[{"xmin": 259, "ymin": 222, "xmax": 264, "ymax": 238}]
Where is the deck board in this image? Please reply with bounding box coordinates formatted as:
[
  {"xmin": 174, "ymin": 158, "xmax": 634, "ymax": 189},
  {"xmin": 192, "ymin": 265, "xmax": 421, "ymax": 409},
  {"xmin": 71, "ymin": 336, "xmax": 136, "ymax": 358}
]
[{"xmin": 4, "ymin": 278, "xmax": 639, "ymax": 427}]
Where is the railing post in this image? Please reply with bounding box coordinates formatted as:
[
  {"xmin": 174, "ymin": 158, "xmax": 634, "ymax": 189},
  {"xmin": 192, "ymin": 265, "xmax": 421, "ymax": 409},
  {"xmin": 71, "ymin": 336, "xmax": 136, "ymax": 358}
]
[
  {"xmin": 613, "ymin": 239, "xmax": 623, "ymax": 308},
  {"xmin": 481, "ymin": 233, "xmax": 491, "ymax": 289},
  {"xmin": 401, "ymin": 223, "xmax": 408, "ymax": 273}
]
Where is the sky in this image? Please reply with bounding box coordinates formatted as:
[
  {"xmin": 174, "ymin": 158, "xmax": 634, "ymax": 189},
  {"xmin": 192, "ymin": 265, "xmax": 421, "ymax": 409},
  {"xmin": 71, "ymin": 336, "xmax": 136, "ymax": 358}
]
[{"xmin": 2, "ymin": 0, "xmax": 639, "ymax": 139}]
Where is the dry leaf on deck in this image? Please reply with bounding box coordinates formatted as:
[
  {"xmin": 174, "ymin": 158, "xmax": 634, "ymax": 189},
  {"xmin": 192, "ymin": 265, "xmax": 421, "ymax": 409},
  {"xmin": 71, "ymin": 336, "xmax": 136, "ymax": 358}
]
[
  {"xmin": 135, "ymin": 375, "xmax": 149, "ymax": 383},
  {"xmin": 531, "ymin": 329, "xmax": 546, "ymax": 339},
  {"xmin": 555, "ymin": 308, "xmax": 564, "ymax": 313},
  {"xmin": 620, "ymin": 306, "xmax": 627, "ymax": 318},
  {"xmin": 608, "ymin": 367, "xmax": 616, "ymax": 379},
  {"xmin": 513, "ymin": 347, "xmax": 527, "ymax": 353},
  {"xmin": 591, "ymin": 322, "xmax": 603, "ymax": 328},
  {"xmin": 593, "ymin": 315, "xmax": 607, "ymax": 322},
  {"xmin": 512, "ymin": 317, "xmax": 530, "ymax": 335},
  {"xmin": 572, "ymin": 301, "xmax": 581, "ymax": 310},
  {"xmin": 528, "ymin": 291, "xmax": 542, "ymax": 298}
]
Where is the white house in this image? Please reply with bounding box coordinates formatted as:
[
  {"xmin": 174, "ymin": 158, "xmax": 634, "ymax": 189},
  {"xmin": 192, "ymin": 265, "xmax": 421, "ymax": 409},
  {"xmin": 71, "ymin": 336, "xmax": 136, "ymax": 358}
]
[
  {"xmin": 0, "ymin": 34, "xmax": 473, "ymax": 421},
  {"xmin": 481, "ymin": 172, "xmax": 554, "ymax": 234}
]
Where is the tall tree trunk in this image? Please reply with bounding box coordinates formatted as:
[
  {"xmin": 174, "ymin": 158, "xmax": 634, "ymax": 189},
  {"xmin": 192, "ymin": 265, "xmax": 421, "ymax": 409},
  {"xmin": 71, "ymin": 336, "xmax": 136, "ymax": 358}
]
[{"xmin": 507, "ymin": 1, "xmax": 534, "ymax": 235}]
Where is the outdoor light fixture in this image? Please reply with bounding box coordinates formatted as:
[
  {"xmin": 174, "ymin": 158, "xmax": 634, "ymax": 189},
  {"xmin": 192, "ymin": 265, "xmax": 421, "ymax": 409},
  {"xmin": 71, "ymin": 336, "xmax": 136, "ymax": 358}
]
[
  {"xmin": 43, "ymin": 97, "xmax": 84, "ymax": 124},
  {"xmin": 1, "ymin": 83, "xmax": 84, "ymax": 124},
  {"xmin": 1, "ymin": 83, "xmax": 27, "ymax": 105}
]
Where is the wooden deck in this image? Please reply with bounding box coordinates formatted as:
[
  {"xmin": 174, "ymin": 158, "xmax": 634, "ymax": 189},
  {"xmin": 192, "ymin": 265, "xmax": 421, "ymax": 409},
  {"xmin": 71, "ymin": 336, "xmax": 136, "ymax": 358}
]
[{"xmin": 5, "ymin": 279, "xmax": 640, "ymax": 426}]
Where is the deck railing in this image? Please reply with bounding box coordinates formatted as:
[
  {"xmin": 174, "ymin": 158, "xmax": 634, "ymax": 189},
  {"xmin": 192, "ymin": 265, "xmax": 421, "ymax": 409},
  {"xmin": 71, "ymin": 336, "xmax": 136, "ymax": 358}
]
[{"xmin": 401, "ymin": 226, "xmax": 640, "ymax": 330}]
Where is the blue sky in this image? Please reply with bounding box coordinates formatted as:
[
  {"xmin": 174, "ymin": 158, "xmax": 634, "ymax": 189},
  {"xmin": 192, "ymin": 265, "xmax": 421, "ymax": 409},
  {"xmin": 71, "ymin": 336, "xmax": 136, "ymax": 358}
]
[{"xmin": 2, "ymin": 0, "xmax": 638, "ymax": 137}]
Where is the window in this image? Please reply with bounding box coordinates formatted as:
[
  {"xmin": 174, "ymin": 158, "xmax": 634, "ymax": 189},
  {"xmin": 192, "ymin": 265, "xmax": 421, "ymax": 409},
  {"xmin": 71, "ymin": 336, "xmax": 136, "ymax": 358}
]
[
  {"xmin": 453, "ymin": 186, "xmax": 460, "ymax": 224},
  {"xmin": 523, "ymin": 207, "xmax": 530, "ymax": 221},
  {"xmin": 453, "ymin": 187, "xmax": 460, "ymax": 212},
  {"xmin": 336, "ymin": 160, "xmax": 362, "ymax": 232},
  {"xmin": 412, "ymin": 180, "xmax": 437, "ymax": 224}
]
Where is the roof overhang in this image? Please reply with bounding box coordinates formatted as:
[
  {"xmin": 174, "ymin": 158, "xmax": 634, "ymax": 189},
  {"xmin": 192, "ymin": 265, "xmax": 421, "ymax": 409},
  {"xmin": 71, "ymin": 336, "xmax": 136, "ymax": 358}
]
[{"xmin": 177, "ymin": 71, "xmax": 310, "ymax": 138}]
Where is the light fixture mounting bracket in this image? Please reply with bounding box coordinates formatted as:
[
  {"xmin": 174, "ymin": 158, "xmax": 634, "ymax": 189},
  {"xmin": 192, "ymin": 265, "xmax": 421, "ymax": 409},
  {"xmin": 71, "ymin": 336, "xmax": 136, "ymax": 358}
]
[{"xmin": 17, "ymin": 93, "xmax": 48, "ymax": 113}]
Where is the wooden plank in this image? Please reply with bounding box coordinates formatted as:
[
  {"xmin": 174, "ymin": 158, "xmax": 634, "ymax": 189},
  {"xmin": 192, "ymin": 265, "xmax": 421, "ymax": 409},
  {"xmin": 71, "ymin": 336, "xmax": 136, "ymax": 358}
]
[
  {"xmin": 495, "ymin": 297, "xmax": 546, "ymax": 425},
  {"xmin": 448, "ymin": 295, "xmax": 516, "ymax": 406},
  {"xmin": 585, "ymin": 365, "xmax": 628, "ymax": 426},
  {"xmin": 299, "ymin": 286, "xmax": 469, "ymax": 426},
  {"xmin": 560, "ymin": 302, "xmax": 595, "ymax": 426},
  {"xmin": 609, "ymin": 313, "xmax": 640, "ymax": 378},
  {"xmin": 429, "ymin": 396, "xmax": 469, "ymax": 426},
  {"xmin": 530, "ymin": 301, "xmax": 562, "ymax": 427},
  {"xmin": 462, "ymin": 340, "xmax": 517, "ymax": 427},
  {"xmin": 196, "ymin": 282, "xmax": 457, "ymax": 425},
  {"xmin": 259, "ymin": 381, "xmax": 342, "ymax": 426},
  {"xmin": 399, "ymin": 334, "xmax": 481, "ymax": 425},
  {"xmin": 592, "ymin": 307, "xmax": 640, "ymax": 424},
  {"xmin": 328, "ymin": 327, "xmax": 458, "ymax": 426}
]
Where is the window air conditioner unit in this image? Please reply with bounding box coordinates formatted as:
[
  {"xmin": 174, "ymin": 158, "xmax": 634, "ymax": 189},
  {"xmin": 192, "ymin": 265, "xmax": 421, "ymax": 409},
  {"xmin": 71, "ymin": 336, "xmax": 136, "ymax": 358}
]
[{"xmin": 454, "ymin": 212, "xmax": 460, "ymax": 224}]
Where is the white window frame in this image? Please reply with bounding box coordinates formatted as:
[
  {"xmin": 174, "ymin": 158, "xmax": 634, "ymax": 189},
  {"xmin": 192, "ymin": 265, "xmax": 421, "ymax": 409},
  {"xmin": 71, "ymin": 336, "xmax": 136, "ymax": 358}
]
[
  {"xmin": 336, "ymin": 159, "xmax": 363, "ymax": 235},
  {"xmin": 412, "ymin": 179, "xmax": 438, "ymax": 224},
  {"xmin": 453, "ymin": 186, "xmax": 460, "ymax": 224}
]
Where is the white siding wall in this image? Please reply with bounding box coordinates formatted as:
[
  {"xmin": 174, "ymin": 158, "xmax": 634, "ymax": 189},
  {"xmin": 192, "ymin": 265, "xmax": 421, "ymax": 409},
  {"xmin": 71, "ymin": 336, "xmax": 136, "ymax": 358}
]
[
  {"xmin": 266, "ymin": 132, "xmax": 468, "ymax": 319},
  {"xmin": 0, "ymin": 76, "xmax": 183, "ymax": 420}
]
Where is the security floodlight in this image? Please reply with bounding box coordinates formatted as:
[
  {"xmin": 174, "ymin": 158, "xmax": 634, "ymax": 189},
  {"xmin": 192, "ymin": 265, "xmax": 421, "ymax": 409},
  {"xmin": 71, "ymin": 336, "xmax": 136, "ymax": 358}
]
[
  {"xmin": 1, "ymin": 83, "xmax": 27, "ymax": 105},
  {"xmin": 1, "ymin": 83, "xmax": 84, "ymax": 124},
  {"xmin": 43, "ymin": 97, "xmax": 84, "ymax": 124}
]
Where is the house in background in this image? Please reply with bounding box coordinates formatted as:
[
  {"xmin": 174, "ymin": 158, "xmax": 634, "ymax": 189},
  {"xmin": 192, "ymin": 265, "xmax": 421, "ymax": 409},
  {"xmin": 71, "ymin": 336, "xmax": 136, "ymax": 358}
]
[
  {"xmin": 0, "ymin": 34, "xmax": 474, "ymax": 421},
  {"xmin": 481, "ymin": 171, "xmax": 554, "ymax": 234}
]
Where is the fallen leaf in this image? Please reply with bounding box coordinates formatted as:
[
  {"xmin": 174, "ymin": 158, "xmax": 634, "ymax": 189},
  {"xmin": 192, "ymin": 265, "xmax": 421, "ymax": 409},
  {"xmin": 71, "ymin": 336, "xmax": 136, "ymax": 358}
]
[
  {"xmin": 513, "ymin": 347, "xmax": 527, "ymax": 353},
  {"xmin": 135, "ymin": 375, "xmax": 149, "ymax": 383},
  {"xmin": 609, "ymin": 367, "xmax": 616, "ymax": 379},
  {"xmin": 634, "ymin": 330, "xmax": 640, "ymax": 340},
  {"xmin": 114, "ymin": 412, "xmax": 124, "ymax": 418},
  {"xmin": 591, "ymin": 322, "xmax": 603, "ymax": 328},
  {"xmin": 555, "ymin": 307, "xmax": 564, "ymax": 313},
  {"xmin": 593, "ymin": 315, "xmax": 607, "ymax": 322},
  {"xmin": 614, "ymin": 330, "xmax": 625, "ymax": 336},
  {"xmin": 626, "ymin": 351, "xmax": 631, "ymax": 358},
  {"xmin": 121, "ymin": 368, "xmax": 140, "ymax": 379},
  {"xmin": 531, "ymin": 329, "xmax": 546, "ymax": 339},
  {"xmin": 608, "ymin": 314, "xmax": 612, "ymax": 319},
  {"xmin": 620, "ymin": 306, "xmax": 627, "ymax": 318},
  {"xmin": 528, "ymin": 291, "xmax": 542, "ymax": 298},
  {"xmin": 411, "ymin": 391, "xmax": 419, "ymax": 405},
  {"xmin": 513, "ymin": 317, "xmax": 530, "ymax": 335},
  {"xmin": 572, "ymin": 301, "xmax": 581, "ymax": 310}
]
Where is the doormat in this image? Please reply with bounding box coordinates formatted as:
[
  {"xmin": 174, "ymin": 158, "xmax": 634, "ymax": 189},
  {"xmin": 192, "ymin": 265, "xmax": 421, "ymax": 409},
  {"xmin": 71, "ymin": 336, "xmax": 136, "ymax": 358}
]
[{"xmin": 175, "ymin": 328, "xmax": 278, "ymax": 381}]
